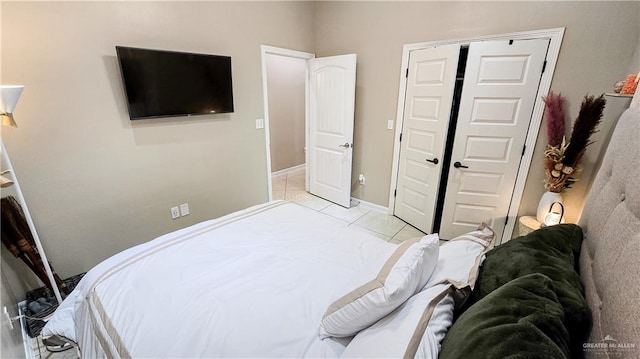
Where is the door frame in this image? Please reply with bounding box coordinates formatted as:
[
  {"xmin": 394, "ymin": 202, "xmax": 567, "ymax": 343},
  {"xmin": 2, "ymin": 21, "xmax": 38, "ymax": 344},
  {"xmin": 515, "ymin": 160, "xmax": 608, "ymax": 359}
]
[
  {"xmin": 388, "ymin": 28, "xmax": 565, "ymax": 244},
  {"xmin": 260, "ymin": 45, "xmax": 315, "ymax": 201}
]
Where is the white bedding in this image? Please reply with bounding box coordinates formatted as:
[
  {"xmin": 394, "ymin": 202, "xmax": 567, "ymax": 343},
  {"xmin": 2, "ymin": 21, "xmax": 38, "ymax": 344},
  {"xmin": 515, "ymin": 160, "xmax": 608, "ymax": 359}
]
[{"xmin": 42, "ymin": 201, "xmax": 397, "ymax": 358}]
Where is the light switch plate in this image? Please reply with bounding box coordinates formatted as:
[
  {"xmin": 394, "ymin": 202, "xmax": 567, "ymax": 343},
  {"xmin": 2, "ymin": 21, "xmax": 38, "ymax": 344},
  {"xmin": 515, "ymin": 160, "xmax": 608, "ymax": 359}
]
[
  {"xmin": 179, "ymin": 203, "xmax": 190, "ymax": 216},
  {"xmin": 255, "ymin": 118, "xmax": 264, "ymax": 129}
]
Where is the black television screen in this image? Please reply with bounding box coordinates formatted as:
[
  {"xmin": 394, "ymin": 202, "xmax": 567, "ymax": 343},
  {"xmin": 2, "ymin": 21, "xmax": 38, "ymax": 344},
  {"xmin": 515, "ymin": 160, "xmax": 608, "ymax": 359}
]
[{"xmin": 116, "ymin": 46, "xmax": 234, "ymax": 120}]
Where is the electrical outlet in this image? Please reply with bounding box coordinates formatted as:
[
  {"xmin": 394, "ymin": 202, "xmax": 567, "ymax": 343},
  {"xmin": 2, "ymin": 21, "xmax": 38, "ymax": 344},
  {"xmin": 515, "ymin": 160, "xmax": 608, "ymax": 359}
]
[
  {"xmin": 179, "ymin": 203, "xmax": 190, "ymax": 216},
  {"xmin": 358, "ymin": 174, "xmax": 366, "ymax": 185},
  {"xmin": 171, "ymin": 206, "xmax": 180, "ymax": 219}
]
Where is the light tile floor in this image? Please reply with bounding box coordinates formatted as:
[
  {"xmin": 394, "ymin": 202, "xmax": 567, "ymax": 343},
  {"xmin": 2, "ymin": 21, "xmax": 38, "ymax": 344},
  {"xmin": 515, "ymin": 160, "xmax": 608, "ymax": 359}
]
[
  {"xmin": 273, "ymin": 166, "xmax": 427, "ymax": 243},
  {"xmin": 31, "ymin": 168, "xmax": 429, "ymax": 358}
]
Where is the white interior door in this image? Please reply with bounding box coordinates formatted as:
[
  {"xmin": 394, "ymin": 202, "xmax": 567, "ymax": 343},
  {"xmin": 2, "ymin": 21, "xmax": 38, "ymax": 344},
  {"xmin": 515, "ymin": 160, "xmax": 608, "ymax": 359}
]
[
  {"xmin": 439, "ymin": 39, "xmax": 549, "ymax": 239},
  {"xmin": 308, "ymin": 54, "xmax": 357, "ymax": 208},
  {"xmin": 394, "ymin": 44, "xmax": 460, "ymax": 233}
]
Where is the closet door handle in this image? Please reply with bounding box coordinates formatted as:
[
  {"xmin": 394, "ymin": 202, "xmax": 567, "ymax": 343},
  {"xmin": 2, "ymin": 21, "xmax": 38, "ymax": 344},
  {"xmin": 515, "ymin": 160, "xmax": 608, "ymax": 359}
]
[
  {"xmin": 339, "ymin": 142, "xmax": 352, "ymax": 148},
  {"xmin": 425, "ymin": 158, "xmax": 439, "ymax": 165},
  {"xmin": 453, "ymin": 161, "xmax": 469, "ymax": 169}
]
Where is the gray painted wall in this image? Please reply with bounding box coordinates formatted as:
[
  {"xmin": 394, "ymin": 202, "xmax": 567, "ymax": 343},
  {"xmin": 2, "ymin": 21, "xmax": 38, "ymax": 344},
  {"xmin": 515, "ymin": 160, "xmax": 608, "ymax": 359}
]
[
  {"xmin": 1, "ymin": 1, "xmax": 315, "ymax": 278},
  {"xmin": 0, "ymin": 2, "xmax": 638, "ymax": 284},
  {"xmin": 313, "ymin": 1, "xmax": 639, "ymax": 223},
  {"xmin": 266, "ymin": 54, "xmax": 306, "ymax": 172}
]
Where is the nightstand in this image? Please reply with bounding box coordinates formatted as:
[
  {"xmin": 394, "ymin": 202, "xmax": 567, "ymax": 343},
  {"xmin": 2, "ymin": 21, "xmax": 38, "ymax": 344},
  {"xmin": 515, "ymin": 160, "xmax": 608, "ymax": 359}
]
[{"xmin": 518, "ymin": 216, "xmax": 542, "ymax": 236}]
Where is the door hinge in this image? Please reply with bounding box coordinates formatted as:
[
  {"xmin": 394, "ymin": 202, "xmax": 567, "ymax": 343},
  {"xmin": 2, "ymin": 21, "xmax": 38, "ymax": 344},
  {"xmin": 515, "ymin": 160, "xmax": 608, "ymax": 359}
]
[
  {"xmin": 399, "ymin": 133, "xmax": 403, "ymax": 142},
  {"xmin": 509, "ymin": 39, "xmax": 514, "ymax": 45},
  {"xmin": 394, "ymin": 189, "xmax": 397, "ymax": 197},
  {"xmin": 542, "ymin": 60, "xmax": 547, "ymax": 74},
  {"xmin": 406, "ymin": 68, "xmax": 409, "ymax": 78},
  {"xmin": 521, "ymin": 144, "xmax": 526, "ymax": 156},
  {"xmin": 505, "ymin": 217, "xmax": 509, "ymax": 225}
]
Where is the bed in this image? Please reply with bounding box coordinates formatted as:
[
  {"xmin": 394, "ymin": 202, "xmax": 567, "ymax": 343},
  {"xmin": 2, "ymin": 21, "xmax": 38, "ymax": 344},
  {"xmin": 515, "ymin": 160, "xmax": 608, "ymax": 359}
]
[
  {"xmin": 42, "ymin": 201, "xmax": 401, "ymax": 358},
  {"xmin": 43, "ymin": 98, "xmax": 639, "ymax": 359},
  {"xmin": 41, "ymin": 197, "xmax": 496, "ymax": 358},
  {"xmin": 577, "ymin": 101, "xmax": 640, "ymax": 358}
]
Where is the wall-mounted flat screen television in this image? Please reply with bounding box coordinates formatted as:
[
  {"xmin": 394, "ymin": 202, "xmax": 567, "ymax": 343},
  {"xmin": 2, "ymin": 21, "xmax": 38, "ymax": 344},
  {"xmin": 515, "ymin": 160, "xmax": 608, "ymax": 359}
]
[{"xmin": 116, "ymin": 46, "xmax": 234, "ymax": 120}]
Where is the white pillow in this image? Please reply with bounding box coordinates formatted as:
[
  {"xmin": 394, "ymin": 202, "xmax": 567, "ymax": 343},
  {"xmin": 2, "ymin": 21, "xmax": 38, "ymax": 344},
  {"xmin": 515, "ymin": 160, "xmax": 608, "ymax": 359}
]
[
  {"xmin": 341, "ymin": 224, "xmax": 495, "ymax": 358},
  {"xmin": 319, "ymin": 234, "xmax": 439, "ymax": 338},
  {"xmin": 341, "ymin": 283, "xmax": 455, "ymax": 359},
  {"xmin": 426, "ymin": 223, "xmax": 495, "ymax": 289}
]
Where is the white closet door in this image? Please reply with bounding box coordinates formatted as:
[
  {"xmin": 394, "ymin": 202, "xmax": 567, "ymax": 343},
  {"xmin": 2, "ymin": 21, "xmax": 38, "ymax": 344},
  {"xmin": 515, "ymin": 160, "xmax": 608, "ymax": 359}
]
[
  {"xmin": 308, "ymin": 54, "xmax": 357, "ymax": 208},
  {"xmin": 439, "ymin": 39, "xmax": 549, "ymax": 239},
  {"xmin": 394, "ymin": 45, "xmax": 460, "ymax": 233}
]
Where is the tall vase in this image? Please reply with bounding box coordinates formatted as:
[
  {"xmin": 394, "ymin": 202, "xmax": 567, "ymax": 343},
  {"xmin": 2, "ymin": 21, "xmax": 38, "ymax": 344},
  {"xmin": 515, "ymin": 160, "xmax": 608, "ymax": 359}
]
[{"xmin": 537, "ymin": 191, "xmax": 563, "ymax": 223}]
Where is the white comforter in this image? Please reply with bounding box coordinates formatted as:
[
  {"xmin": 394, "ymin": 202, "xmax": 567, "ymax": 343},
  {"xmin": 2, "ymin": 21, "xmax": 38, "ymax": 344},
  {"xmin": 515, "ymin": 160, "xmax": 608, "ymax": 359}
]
[{"xmin": 43, "ymin": 201, "xmax": 396, "ymax": 358}]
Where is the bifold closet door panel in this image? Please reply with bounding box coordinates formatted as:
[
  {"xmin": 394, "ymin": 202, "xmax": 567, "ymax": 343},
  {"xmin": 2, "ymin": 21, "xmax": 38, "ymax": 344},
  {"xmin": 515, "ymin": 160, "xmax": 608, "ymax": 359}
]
[
  {"xmin": 439, "ymin": 39, "xmax": 549, "ymax": 240},
  {"xmin": 394, "ymin": 44, "xmax": 461, "ymax": 234}
]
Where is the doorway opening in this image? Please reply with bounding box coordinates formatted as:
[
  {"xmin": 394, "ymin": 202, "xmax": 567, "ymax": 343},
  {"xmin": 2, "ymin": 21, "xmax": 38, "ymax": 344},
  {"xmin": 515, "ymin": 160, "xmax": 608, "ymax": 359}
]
[
  {"xmin": 264, "ymin": 52, "xmax": 308, "ymax": 200},
  {"xmin": 261, "ymin": 46, "xmax": 357, "ymax": 208},
  {"xmin": 260, "ymin": 46, "xmax": 314, "ymax": 202}
]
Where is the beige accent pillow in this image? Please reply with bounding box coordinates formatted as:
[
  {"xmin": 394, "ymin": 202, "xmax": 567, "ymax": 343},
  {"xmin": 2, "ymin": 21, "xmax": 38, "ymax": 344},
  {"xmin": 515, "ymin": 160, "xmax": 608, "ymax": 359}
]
[{"xmin": 319, "ymin": 234, "xmax": 439, "ymax": 338}]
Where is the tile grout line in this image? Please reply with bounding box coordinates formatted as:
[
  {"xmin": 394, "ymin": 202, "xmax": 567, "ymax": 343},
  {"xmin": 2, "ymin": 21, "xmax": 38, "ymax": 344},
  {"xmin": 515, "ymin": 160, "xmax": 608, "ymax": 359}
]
[
  {"xmin": 346, "ymin": 222, "xmax": 391, "ymax": 240},
  {"xmin": 350, "ymin": 209, "xmax": 372, "ymax": 224},
  {"xmin": 348, "ymin": 221, "xmax": 392, "ymax": 239},
  {"xmin": 389, "ymin": 223, "xmax": 408, "ymax": 241}
]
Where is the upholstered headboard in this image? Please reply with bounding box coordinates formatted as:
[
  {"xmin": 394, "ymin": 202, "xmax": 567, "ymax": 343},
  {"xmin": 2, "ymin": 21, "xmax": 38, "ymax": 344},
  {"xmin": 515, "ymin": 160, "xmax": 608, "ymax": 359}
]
[{"xmin": 579, "ymin": 103, "xmax": 640, "ymax": 358}]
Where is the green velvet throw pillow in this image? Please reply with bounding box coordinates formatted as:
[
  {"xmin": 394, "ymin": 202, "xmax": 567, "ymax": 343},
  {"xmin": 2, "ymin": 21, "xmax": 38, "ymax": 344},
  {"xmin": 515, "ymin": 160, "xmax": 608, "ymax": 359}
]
[
  {"xmin": 440, "ymin": 273, "xmax": 570, "ymax": 359},
  {"xmin": 470, "ymin": 224, "xmax": 590, "ymax": 358}
]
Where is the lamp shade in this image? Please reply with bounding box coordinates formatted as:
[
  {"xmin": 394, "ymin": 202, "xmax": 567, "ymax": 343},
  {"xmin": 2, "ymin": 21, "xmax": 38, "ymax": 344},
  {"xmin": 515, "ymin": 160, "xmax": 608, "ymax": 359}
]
[
  {"xmin": 0, "ymin": 85, "xmax": 24, "ymax": 114},
  {"xmin": 1, "ymin": 85, "xmax": 24, "ymax": 127},
  {"xmin": 543, "ymin": 201, "xmax": 565, "ymax": 226},
  {"xmin": 0, "ymin": 174, "xmax": 14, "ymax": 188}
]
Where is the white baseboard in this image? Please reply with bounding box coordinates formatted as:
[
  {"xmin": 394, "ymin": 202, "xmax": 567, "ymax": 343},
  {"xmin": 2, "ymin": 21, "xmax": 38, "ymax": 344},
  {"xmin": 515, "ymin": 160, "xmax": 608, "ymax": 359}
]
[
  {"xmin": 351, "ymin": 197, "xmax": 389, "ymax": 213},
  {"xmin": 271, "ymin": 163, "xmax": 305, "ymax": 177}
]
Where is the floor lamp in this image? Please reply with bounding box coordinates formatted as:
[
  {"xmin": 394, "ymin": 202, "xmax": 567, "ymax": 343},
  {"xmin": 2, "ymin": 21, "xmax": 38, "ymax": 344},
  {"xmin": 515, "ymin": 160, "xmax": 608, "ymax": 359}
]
[{"xmin": 1, "ymin": 85, "xmax": 63, "ymax": 304}]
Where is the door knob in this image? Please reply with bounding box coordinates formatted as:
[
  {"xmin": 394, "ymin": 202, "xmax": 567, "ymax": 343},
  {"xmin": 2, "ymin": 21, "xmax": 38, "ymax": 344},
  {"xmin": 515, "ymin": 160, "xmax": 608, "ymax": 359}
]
[
  {"xmin": 453, "ymin": 161, "xmax": 469, "ymax": 169},
  {"xmin": 339, "ymin": 143, "xmax": 352, "ymax": 148},
  {"xmin": 425, "ymin": 158, "xmax": 439, "ymax": 165}
]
